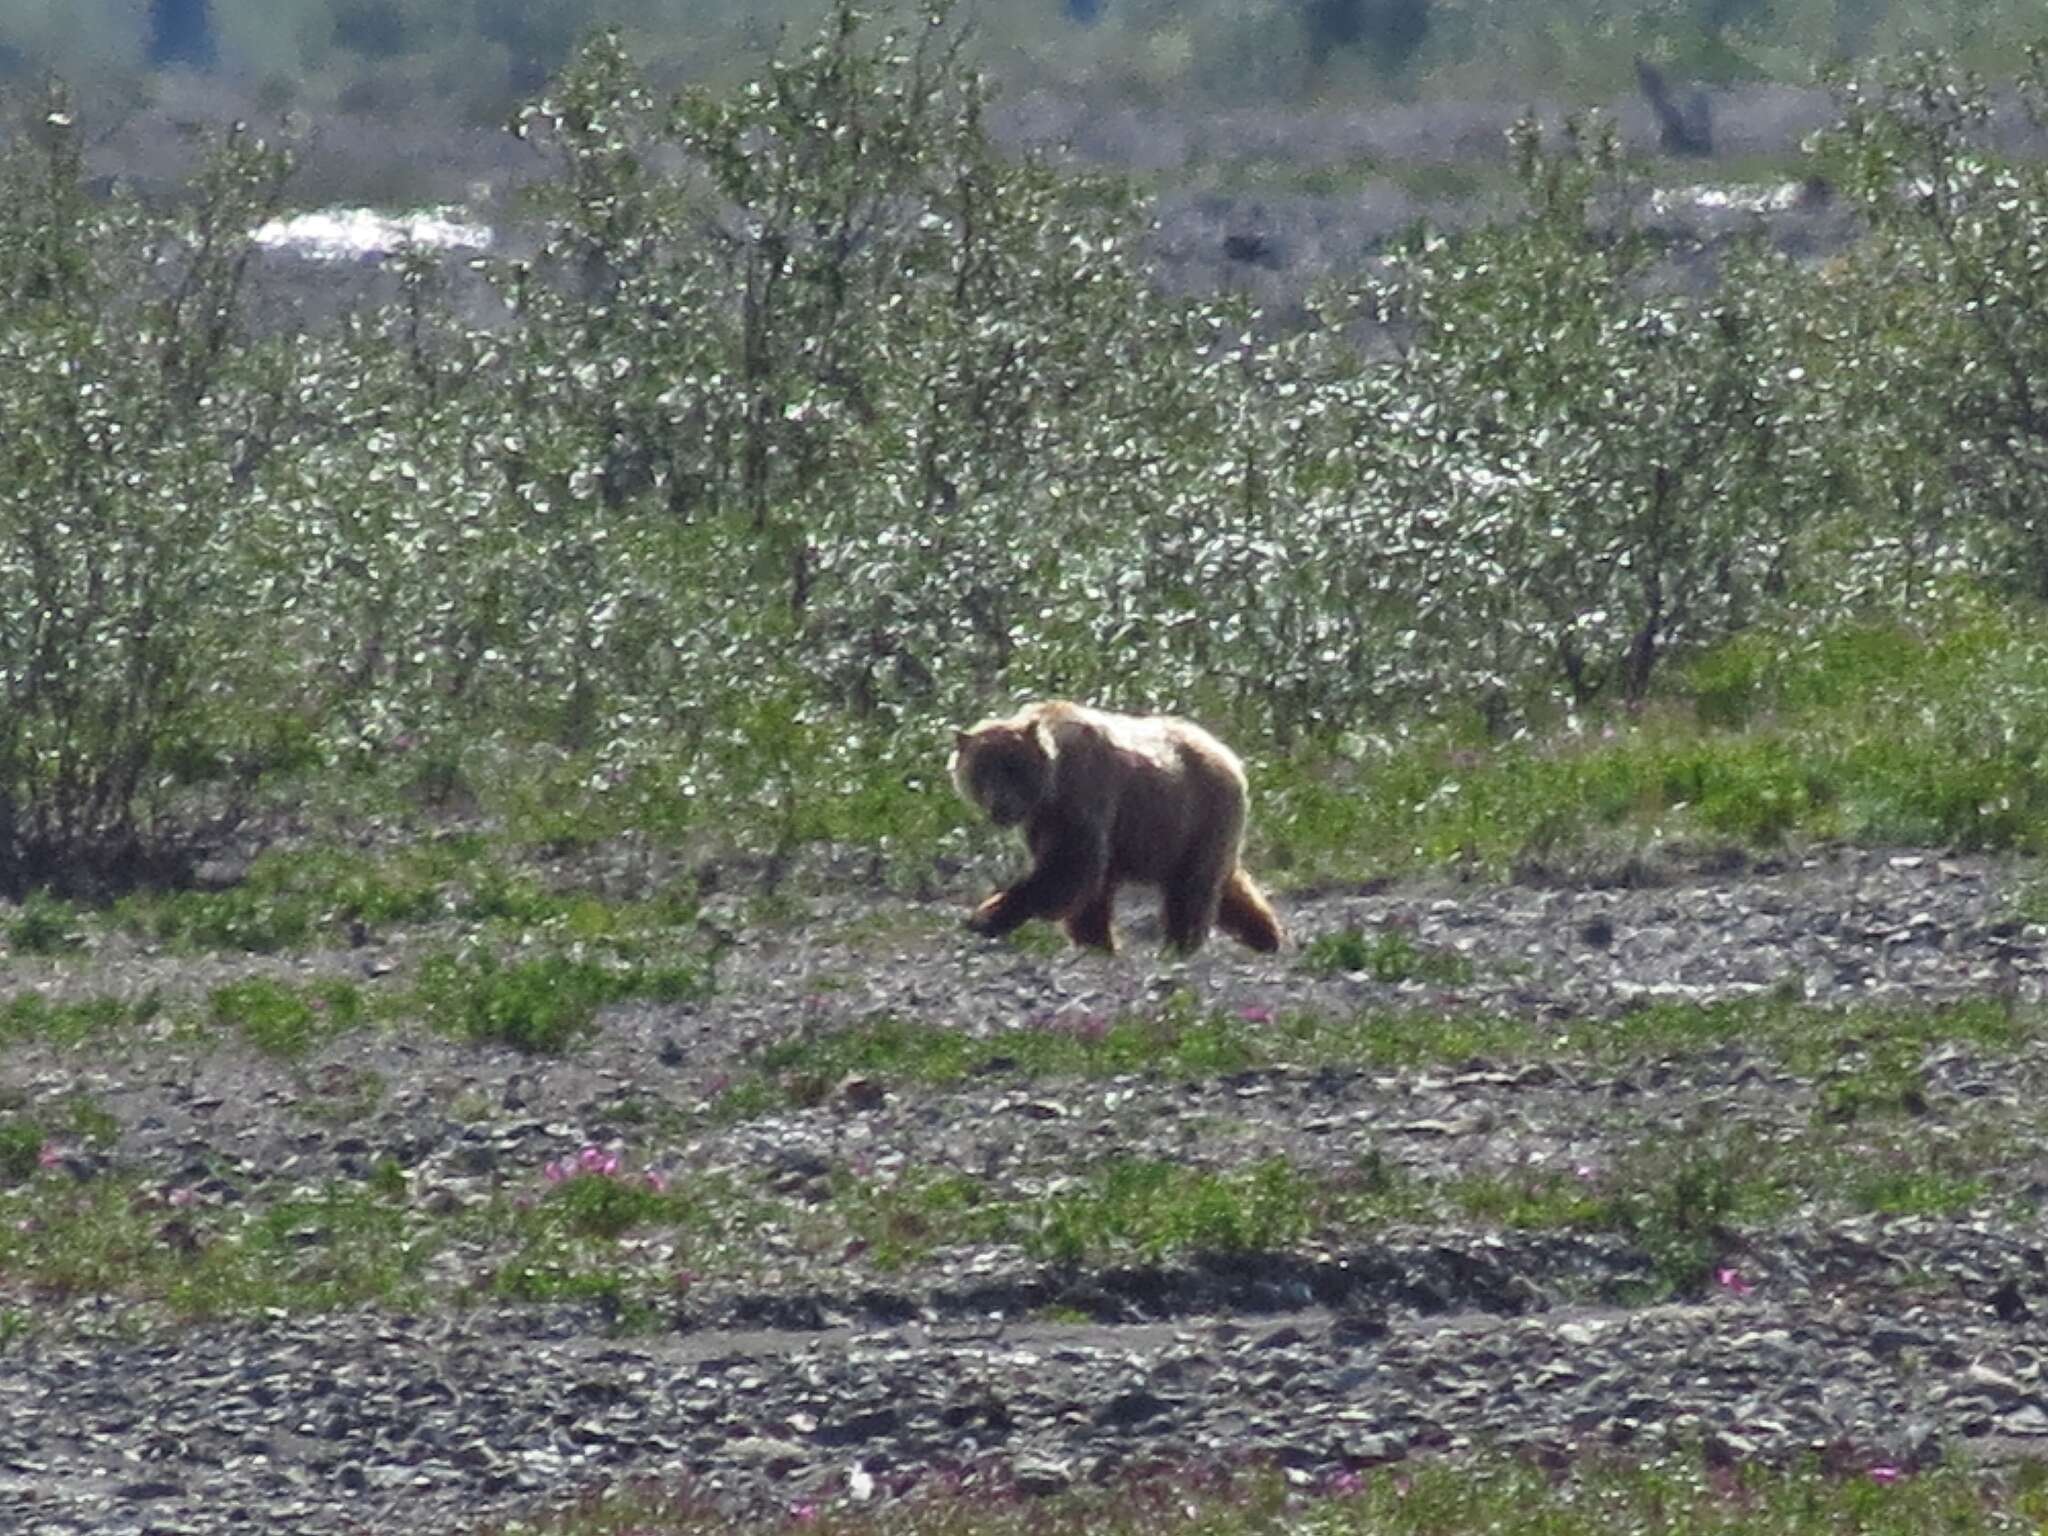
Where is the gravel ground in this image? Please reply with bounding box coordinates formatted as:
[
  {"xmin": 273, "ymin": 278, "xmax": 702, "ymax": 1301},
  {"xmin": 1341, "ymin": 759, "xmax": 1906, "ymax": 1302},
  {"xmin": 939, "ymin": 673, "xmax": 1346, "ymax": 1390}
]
[{"xmin": 5, "ymin": 847, "xmax": 2048, "ymax": 1533}]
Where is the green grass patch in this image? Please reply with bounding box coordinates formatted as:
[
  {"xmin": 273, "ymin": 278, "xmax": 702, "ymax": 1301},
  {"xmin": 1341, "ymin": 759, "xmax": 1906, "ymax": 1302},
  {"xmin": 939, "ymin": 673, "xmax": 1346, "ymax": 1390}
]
[
  {"xmin": 1792, "ymin": 1117, "xmax": 2011, "ymax": 1220},
  {"xmin": 1452, "ymin": 1168, "xmax": 1612, "ymax": 1230},
  {"xmin": 6, "ymin": 893, "xmax": 87, "ymax": 954},
  {"xmin": 730, "ymin": 1002, "xmax": 1262, "ymax": 1114},
  {"xmin": 172, "ymin": 1186, "xmax": 435, "ymax": 1315},
  {"xmin": 806, "ymin": 1157, "xmax": 1339, "ymax": 1270},
  {"xmin": 1600, "ymin": 1138, "xmax": 1790, "ymax": 1298},
  {"xmin": 0, "ymin": 1114, "xmax": 2021, "ymax": 1324},
  {"xmin": 112, "ymin": 844, "xmax": 469, "ymax": 953},
  {"xmin": 549, "ymin": 1171, "xmax": 674, "ymax": 1241},
  {"xmin": 478, "ymin": 1452, "xmax": 2048, "ymax": 1536},
  {"xmin": 1301, "ymin": 924, "xmax": 1475, "ymax": 984},
  {"xmin": 117, "ymin": 883, "xmax": 318, "ymax": 955},
  {"xmin": 294, "ymin": 1063, "xmax": 389, "ymax": 1127},
  {"xmin": 0, "ymin": 1176, "xmax": 439, "ymax": 1314},
  {"xmin": 414, "ymin": 947, "xmax": 713, "ymax": 1055},
  {"xmin": 0, "ymin": 990, "xmax": 161, "ymax": 1045},
  {"xmin": 807, "ymin": 1123, "xmax": 1997, "ymax": 1294},
  {"xmin": 209, "ymin": 976, "xmax": 365, "ymax": 1058},
  {"xmin": 0, "ymin": 1152, "xmax": 753, "ymax": 1321},
  {"xmin": 457, "ymin": 868, "xmax": 581, "ymax": 926},
  {"xmin": 1848, "ymin": 1167, "xmax": 1992, "ymax": 1217},
  {"xmin": 1027, "ymin": 1157, "xmax": 1319, "ymax": 1265},
  {"xmin": 480, "ymin": 1161, "xmax": 743, "ymax": 1323},
  {"xmin": 56, "ymin": 1094, "xmax": 118, "ymax": 1147},
  {"xmin": 1259, "ymin": 604, "xmax": 2048, "ymax": 881},
  {"xmin": 0, "ymin": 1120, "xmax": 46, "ymax": 1184},
  {"xmin": 829, "ymin": 1167, "xmax": 1022, "ymax": 1271},
  {"xmin": 1816, "ymin": 1048, "xmax": 1928, "ymax": 1123},
  {"xmin": 719, "ymin": 997, "xmax": 2037, "ymax": 1115}
]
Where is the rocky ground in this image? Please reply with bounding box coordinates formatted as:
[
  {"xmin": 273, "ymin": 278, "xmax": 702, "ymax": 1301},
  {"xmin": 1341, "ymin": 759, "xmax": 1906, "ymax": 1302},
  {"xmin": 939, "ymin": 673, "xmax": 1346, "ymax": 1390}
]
[{"xmin": 5, "ymin": 847, "xmax": 2048, "ymax": 1534}]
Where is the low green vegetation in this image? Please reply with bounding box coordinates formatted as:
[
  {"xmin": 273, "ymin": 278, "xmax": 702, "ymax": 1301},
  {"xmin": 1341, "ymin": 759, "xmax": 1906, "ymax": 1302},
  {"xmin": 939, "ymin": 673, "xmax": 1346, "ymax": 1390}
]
[
  {"xmin": 489, "ymin": 1449, "xmax": 2048, "ymax": 1536},
  {"xmin": 108, "ymin": 841, "xmax": 510, "ymax": 954},
  {"xmin": 209, "ymin": 976, "xmax": 366, "ymax": 1058},
  {"xmin": 1027, "ymin": 1157, "xmax": 1321, "ymax": 1265},
  {"xmin": 413, "ymin": 947, "xmax": 712, "ymax": 1055},
  {"xmin": 1261, "ymin": 602, "xmax": 2048, "ymax": 882},
  {"xmin": 726, "ymin": 996, "xmax": 2036, "ymax": 1105},
  {"xmin": 1301, "ymin": 924, "xmax": 1474, "ymax": 983},
  {"xmin": 0, "ymin": 991, "xmax": 162, "ymax": 1046},
  {"xmin": 0, "ymin": 1119, "xmax": 44, "ymax": 1184},
  {"xmin": 0, "ymin": 1155, "xmax": 744, "ymax": 1322},
  {"xmin": 6, "ymin": 893, "xmax": 85, "ymax": 955},
  {"xmin": 0, "ymin": 1059, "xmax": 2024, "ymax": 1324},
  {"xmin": 741, "ymin": 993, "xmax": 1261, "ymax": 1098}
]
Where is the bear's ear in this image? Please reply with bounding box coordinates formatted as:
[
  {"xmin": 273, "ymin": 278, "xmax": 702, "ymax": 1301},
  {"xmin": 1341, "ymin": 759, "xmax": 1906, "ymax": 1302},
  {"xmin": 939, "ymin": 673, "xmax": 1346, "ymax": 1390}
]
[{"xmin": 953, "ymin": 729, "xmax": 971, "ymax": 750}]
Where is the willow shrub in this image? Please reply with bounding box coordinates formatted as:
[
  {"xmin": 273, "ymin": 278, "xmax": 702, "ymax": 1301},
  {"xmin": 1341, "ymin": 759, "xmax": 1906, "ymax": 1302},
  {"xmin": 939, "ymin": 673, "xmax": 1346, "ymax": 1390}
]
[
  {"xmin": 0, "ymin": 87, "xmax": 296, "ymax": 895},
  {"xmin": 16, "ymin": 11, "xmax": 2048, "ymax": 894}
]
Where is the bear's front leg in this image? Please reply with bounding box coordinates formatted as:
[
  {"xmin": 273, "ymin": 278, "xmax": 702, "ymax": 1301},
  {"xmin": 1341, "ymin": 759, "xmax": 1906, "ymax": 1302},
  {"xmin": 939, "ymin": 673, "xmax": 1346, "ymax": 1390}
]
[
  {"xmin": 967, "ymin": 888, "xmax": 1028, "ymax": 937},
  {"xmin": 965, "ymin": 819, "xmax": 1105, "ymax": 941}
]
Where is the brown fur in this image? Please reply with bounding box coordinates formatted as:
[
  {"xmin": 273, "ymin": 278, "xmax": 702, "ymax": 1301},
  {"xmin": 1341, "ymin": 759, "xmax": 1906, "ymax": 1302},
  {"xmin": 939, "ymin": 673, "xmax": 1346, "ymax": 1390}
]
[{"xmin": 949, "ymin": 701, "xmax": 1284, "ymax": 955}]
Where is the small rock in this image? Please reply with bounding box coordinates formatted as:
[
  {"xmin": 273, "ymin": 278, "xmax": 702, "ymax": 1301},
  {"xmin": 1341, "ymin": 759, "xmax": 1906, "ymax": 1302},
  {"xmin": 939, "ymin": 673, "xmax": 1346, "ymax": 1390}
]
[
  {"xmin": 1095, "ymin": 1389, "xmax": 1175, "ymax": 1427},
  {"xmin": 838, "ymin": 1075, "xmax": 886, "ymax": 1110},
  {"xmin": 1014, "ymin": 1456, "xmax": 1073, "ymax": 1495},
  {"xmin": 116, "ymin": 1479, "xmax": 184, "ymax": 1500}
]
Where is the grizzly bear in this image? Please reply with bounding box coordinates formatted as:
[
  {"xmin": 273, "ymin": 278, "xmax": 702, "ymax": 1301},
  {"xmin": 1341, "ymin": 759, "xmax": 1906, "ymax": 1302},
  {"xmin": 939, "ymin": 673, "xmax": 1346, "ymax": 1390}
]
[{"xmin": 948, "ymin": 700, "xmax": 1283, "ymax": 955}]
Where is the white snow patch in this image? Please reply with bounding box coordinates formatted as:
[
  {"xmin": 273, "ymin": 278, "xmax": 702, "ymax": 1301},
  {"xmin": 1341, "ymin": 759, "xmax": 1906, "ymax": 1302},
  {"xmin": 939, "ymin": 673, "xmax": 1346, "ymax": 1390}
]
[
  {"xmin": 1647, "ymin": 181, "xmax": 1808, "ymax": 217},
  {"xmin": 254, "ymin": 206, "xmax": 492, "ymax": 262}
]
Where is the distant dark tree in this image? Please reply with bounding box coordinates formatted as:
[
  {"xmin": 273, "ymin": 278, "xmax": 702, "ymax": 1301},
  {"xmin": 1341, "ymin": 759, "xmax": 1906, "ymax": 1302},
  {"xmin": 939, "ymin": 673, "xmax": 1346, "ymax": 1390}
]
[
  {"xmin": 1301, "ymin": 0, "xmax": 1431, "ymax": 77},
  {"xmin": 1065, "ymin": 0, "xmax": 1105, "ymax": 23},
  {"xmin": 1303, "ymin": 0, "xmax": 1366, "ymax": 54},
  {"xmin": 1700, "ymin": 0, "xmax": 1767, "ymax": 32},
  {"xmin": 475, "ymin": 2, "xmax": 590, "ymax": 94},
  {"xmin": 333, "ymin": 0, "xmax": 407, "ymax": 60},
  {"xmin": 1636, "ymin": 58, "xmax": 1713, "ymax": 156},
  {"xmin": 147, "ymin": 0, "xmax": 215, "ymax": 69}
]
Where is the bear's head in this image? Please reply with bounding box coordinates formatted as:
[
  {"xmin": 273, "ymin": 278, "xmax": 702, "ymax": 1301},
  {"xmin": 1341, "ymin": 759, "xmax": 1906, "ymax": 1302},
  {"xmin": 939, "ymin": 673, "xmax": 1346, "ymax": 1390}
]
[{"xmin": 949, "ymin": 715, "xmax": 1057, "ymax": 828}]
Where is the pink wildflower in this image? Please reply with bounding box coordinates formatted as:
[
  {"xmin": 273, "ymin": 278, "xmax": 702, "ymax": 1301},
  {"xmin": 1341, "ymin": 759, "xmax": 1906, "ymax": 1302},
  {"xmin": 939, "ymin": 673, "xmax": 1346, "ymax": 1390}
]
[
  {"xmin": 542, "ymin": 1160, "xmax": 568, "ymax": 1184},
  {"xmin": 1326, "ymin": 1469, "xmax": 1365, "ymax": 1496},
  {"xmin": 1868, "ymin": 1464, "xmax": 1901, "ymax": 1485},
  {"xmin": 36, "ymin": 1142, "xmax": 62, "ymax": 1170},
  {"xmin": 1715, "ymin": 1267, "xmax": 1756, "ymax": 1296},
  {"xmin": 166, "ymin": 1186, "xmax": 196, "ymax": 1208},
  {"xmin": 644, "ymin": 1170, "xmax": 668, "ymax": 1194},
  {"xmin": 1238, "ymin": 1005, "xmax": 1275, "ymax": 1025},
  {"xmin": 790, "ymin": 1501, "xmax": 819, "ymax": 1522}
]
